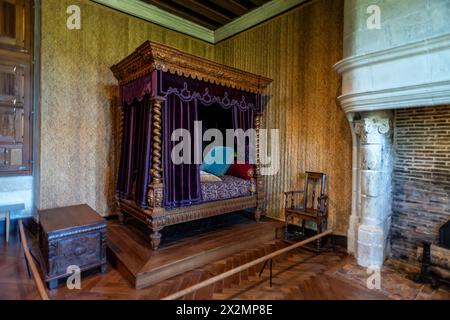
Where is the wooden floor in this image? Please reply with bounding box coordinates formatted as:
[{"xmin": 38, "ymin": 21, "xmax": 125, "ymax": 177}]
[
  {"xmin": 1, "ymin": 220, "xmax": 448, "ymax": 300},
  {"xmin": 0, "ymin": 232, "xmax": 370, "ymax": 300},
  {"xmin": 108, "ymin": 215, "xmax": 280, "ymax": 289}
]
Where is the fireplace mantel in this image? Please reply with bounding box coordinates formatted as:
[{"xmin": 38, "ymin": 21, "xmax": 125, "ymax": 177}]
[
  {"xmin": 334, "ymin": 33, "xmax": 450, "ymax": 113},
  {"xmin": 334, "ymin": 30, "xmax": 450, "ymax": 268}
]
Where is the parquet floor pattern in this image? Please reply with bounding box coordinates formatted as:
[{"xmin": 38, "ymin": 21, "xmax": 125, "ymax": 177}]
[
  {"xmin": 2, "ymin": 230, "xmax": 446, "ymax": 300},
  {"xmin": 0, "ymin": 231, "xmax": 387, "ymax": 300}
]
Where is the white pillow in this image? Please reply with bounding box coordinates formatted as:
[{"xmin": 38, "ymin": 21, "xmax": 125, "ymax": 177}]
[{"xmin": 200, "ymin": 170, "xmax": 222, "ymax": 182}]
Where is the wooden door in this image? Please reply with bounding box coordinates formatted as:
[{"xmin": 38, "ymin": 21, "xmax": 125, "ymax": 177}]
[
  {"xmin": 0, "ymin": 58, "xmax": 30, "ymax": 172},
  {"xmin": 0, "ymin": 0, "xmax": 32, "ymax": 174},
  {"xmin": 0, "ymin": 0, "xmax": 31, "ymax": 53}
]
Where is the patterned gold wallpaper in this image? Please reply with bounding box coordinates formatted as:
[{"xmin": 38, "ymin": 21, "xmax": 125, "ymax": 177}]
[
  {"xmin": 39, "ymin": 0, "xmax": 214, "ymax": 215},
  {"xmin": 215, "ymin": 0, "xmax": 351, "ymax": 234},
  {"xmin": 39, "ymin": 0, "xmax": 351, "ymax": 234}
]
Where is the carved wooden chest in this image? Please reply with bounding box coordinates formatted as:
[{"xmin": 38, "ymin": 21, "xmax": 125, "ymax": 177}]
[{"xmin": 38, "ymin": 204, "xmax": 107, "ymax": 289}]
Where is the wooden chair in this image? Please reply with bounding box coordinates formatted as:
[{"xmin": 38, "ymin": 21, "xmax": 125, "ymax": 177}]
[{"xmin": 284, "ymin": 172, "xmax": 328, "ymax": 252}]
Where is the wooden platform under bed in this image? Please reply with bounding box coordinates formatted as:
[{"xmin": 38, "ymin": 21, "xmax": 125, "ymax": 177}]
[{"xmin": 107, "ymin": 213, "xmax": 283, "ymax": 289}]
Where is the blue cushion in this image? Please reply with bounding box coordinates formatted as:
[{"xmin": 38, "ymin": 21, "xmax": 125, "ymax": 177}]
[{"xmin": 200, "ymin": 146, "xmax": 234, "ymax": 176}]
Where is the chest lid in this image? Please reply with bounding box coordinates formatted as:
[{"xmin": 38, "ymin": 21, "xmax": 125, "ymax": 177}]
[{"xmin": 39, "ymin": 204, "xmax": 106, "ymax": 238}]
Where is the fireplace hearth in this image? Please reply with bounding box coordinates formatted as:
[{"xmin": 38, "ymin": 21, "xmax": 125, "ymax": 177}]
[
  {"xmin": 415, "ymin": 220, "xmax": 450, "ymax": 288},
  {"xmin": 440, "ymin": 221, "xmax": 450, "ymax": 250}
]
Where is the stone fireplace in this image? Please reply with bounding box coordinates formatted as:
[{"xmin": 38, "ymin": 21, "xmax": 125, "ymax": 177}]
[
  {"xmin": 335, "ymin": 0, "xmax": 450, "ymax": 268},
  {"xmin": 340, "ymin": 106, "xmax": 450, "ymax": 269},
  {"xmin": 391, "ymin": 106, "xmax": 450, "ymax": 264}
]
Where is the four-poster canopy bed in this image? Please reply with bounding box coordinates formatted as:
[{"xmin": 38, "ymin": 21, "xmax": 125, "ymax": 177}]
[{"xmin": 111, "ymin": 41, "xmax": 273, "ymax": 250}]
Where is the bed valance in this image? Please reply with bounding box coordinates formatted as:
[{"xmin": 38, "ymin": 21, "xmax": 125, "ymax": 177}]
[
  {"xmin": 112, "ymin": 40, "xmax": 271, "ymax": 101},
  {"xmin": 120, "ymin": 71, "xmax": 261, "ymax": 111},
  {"xmin": 120, "ymin": 75, "xmax": 152, "ymax": 106}
]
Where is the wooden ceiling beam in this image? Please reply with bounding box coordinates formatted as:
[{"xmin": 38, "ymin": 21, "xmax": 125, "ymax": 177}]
[
  {"xmin": 209, "ymin": 0, "xmax": 249, "ymax": 16},
  {"xmin": 247, "ymin": 0, "xmax": 269, "ymax": 6},
  {"xmin": 171, "ymin": 0, "xmax": 233, "ymax": 25},
  {"xmin": 143, "ymin": 0, "xmax": 220, "ymax": 29},
  {"xmin": 94, "ymin": 0, "xmax": 304, "ymax": 41},
  {"xmin": 234, "ymin": 0, "xmax": 257, "ymax": 9}
]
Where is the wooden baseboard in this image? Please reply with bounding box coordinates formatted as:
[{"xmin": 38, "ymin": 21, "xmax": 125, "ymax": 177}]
[{"xmin": 287, "ymin": 224, "xmax": 347, "ymax": 249}]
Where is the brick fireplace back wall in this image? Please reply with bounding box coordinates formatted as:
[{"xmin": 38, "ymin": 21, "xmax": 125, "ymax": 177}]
[{"xmin": 391, "ymin": 106, "xmax": 450, "ymax": 264}]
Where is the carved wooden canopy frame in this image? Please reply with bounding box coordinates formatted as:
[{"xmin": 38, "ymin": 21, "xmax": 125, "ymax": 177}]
[
  {"xmin": 111, "ymin": 41, "xmax": 273, "ymax": 251},
  {"xmin": 111, "ymin": 41, "xmax": 272, "ymax": 93}
]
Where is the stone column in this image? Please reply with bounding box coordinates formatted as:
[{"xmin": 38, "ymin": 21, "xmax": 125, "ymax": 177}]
[
  {"xmin": 354, "ymin": 111, "xmax": 393, "ymax": 268},
  {"xmin": 346, "ymin": 113, "xmax": 360, "ymax": 255}
]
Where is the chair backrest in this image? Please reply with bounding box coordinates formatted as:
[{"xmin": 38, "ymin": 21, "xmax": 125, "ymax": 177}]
[{"xmin": 303, "ymin": 172, "xmax": 326, "ymax": 210}]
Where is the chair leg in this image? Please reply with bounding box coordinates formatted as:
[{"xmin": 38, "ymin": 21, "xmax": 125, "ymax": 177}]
[
  {"xmin": 118, "ymin": 212, "xmax": 126, "ymax": 225},
  {"xmin": 302, "ymin": 219, "xmax": 306, "ymax": 237},
  {"xmin": 331, "ymin": 233, "xmax": 337, "ymax": 251},
  {"xmin": 254, "ymin": 208, "xmax": 261, "ymax": 223},
  {"xmin": 284, "ymin": 213, "xmax": 289, "ymax": 240},
  {"xmin": 316, "ymin": 219, "xmax": 322, "ymax": 254}
]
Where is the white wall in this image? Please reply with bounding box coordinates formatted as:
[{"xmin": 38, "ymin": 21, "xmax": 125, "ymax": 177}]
[{"xmin": 0, "ymin": 176, "xmax": 33, "ymax": 220}]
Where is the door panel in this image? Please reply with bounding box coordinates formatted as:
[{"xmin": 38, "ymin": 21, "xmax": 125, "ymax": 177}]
[
  {"xmin": 0, "ymin": 105, "xmax": 23, "ymax": 143},
  {"xmin": 0, "ymin": 145, "xmax": 23, "ymax": 168},
  {"xmin": 0, "ymin": 60, "xmax": 30, "ymax": 173},
  {"xmin": 0, "ymin": 0, "xmax": 32, "ymax": 174},
  {"xmin": 0, "ymin": 0, "xmax": 30, "ymax": 52},
  {"xmin": 0, "ymin": 61, "xmax": 25, "ymax": 106}
]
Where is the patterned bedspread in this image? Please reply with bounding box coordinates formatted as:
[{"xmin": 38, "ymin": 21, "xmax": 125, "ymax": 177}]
[{"xmin": 201, "ymin": 175, "xmax": 251, "ymax": 202}]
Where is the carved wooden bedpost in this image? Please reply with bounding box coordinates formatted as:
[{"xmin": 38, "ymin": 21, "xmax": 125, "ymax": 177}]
[
  {"xmin": 117, "ymin": 105, "xmax": 126, "ymax": 225},
  {"xmin": 147, "ymin": 96, "xmax": 165, "ymax": 250},
  {"xmin": 254, "ymin": 112, "xmax": 265, "ymax": 222}
]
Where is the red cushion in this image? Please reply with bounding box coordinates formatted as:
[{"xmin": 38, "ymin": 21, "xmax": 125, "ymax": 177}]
[{"xmin": 227, "ymin": 162, "xmax": 254, "ymax": 180}]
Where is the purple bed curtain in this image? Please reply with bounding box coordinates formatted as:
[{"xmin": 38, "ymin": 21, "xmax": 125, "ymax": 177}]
[
  {"xmin": 116, "ymin": 101, "xmax": 137, "ymax": 200},
  {"xmin": 116, "ymin": 95, "xmax": 153, "ymax": 207},
  {"xmin": 116, "ymin": 71, "xmax": 261, "ymax": 209},
  {"xmin": 163, "ymin": 94, "xmax": 202, "ymax": 208},
  {"xmin": 232, "ymin": 107, "xmax": 255, "ymax": 163}
]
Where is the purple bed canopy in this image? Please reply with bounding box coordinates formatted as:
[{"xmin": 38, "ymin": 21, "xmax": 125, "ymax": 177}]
[{"xmin": 116, "ymin": 70, "xmax": 262, "ymax": 209}]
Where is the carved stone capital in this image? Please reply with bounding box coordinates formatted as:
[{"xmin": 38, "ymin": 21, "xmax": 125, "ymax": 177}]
[{"xmin": 354, "ymin": 117, "xmax": 391, "ymax": 144}]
